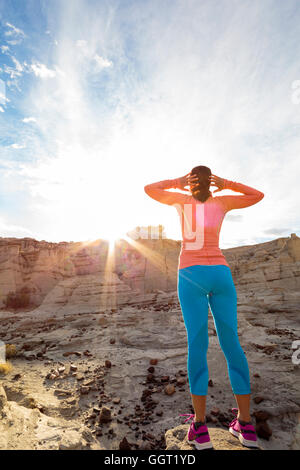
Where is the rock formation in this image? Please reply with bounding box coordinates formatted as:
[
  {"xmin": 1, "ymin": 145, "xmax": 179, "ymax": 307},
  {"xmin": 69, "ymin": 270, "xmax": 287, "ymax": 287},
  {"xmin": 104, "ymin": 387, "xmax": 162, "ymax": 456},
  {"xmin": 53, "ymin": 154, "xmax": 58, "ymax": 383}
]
[{"xmin": 0, "ymin": 233, "xmax": 299, "ymax": 450}]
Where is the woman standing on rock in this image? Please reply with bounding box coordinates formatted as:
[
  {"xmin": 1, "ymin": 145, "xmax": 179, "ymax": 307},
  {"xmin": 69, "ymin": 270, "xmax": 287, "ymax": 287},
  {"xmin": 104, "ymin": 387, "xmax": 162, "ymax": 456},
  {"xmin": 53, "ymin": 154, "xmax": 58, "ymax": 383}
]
[{"xmin": 144, "ymin": 166, "xmax": 264, "ymax": 450}]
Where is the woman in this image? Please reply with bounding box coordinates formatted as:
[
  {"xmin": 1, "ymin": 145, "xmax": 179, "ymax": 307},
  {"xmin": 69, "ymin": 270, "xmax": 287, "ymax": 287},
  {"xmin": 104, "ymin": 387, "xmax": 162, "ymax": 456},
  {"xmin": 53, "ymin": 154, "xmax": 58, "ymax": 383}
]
[{"xmin": 144, "ymin": 166, "xmax": 264, "ymax": 450}]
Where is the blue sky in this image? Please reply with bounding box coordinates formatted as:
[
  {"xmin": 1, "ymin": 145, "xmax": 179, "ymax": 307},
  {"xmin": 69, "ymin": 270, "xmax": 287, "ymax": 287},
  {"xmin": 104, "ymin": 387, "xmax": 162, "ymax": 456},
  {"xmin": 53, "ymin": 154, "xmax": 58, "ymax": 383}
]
[{"xmin": 0, "ymin": 0, "xmax": 300, "ymax": 248}]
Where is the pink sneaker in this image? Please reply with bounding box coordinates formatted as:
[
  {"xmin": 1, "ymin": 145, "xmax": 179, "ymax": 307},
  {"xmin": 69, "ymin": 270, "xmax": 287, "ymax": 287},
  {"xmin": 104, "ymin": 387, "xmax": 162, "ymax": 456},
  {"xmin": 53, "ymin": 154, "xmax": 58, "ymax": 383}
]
[
  {"xmin": 229, "ymin": 408, "xmax": 258, "ymax": 448},
  {"xmin": 180, "ymin": 414, "xmax": 213, "ymax": 450}
]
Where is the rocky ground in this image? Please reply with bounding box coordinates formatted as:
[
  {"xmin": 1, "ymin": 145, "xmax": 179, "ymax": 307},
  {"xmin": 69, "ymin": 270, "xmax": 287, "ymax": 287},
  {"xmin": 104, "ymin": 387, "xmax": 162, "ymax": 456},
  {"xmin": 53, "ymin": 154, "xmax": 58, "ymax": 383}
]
[{"xmin": 0, "ymin": 289, "xmax": 299, "ymax": 450}]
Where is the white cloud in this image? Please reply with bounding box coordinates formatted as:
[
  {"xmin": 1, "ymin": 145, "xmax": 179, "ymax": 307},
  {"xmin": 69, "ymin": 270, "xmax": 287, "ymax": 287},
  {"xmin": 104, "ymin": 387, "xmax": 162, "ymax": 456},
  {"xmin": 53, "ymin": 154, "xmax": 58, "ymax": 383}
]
[
  {"xmin": 0, "ymin": 106, "xmax": 4, "ymax": 112},
  {"xmin": 4, "ymin": 64, "xmax": 22, "ymax": 79},
  {"xmin": 0, "ymin": 216, "xmax": 33, "ymax": 237},
  {"xmin": 76, "ymin": 39, "xmax": 88, "ymax": 48},
  {"xmin": 7, "ymin": 39, "xmax": 24, "ymax": 46},
  {"xmin": 31, "ymin": 62, "xmax": 57, "ymax": 78},
  {"xmin": 94, "ymin": 54, "xmax": 113, "ymax": 69},
  {"xmin": 11, "ymin": 56, "xmax": 23, "ymax": 72},
  {"xmin": 76, "ymin": 40, "xmax": 112, "ymax": 69},
  {"xmin": 5, "ymin": 22, "xmax": 25, "ymax": 38},
  {"xmin": 1, "ymin": 45, "xmax": 9, "ymax": 53},
  {"xmin": 0, "ymin": 88, "xmax": 10, "ymax": 106},
  {"xmin": 22, "ymin": 117, "xmax": 37, "ymax": 123},
  {"xmin": 10, "ymin": 143, "xmax": 26, "ymax": 149}
]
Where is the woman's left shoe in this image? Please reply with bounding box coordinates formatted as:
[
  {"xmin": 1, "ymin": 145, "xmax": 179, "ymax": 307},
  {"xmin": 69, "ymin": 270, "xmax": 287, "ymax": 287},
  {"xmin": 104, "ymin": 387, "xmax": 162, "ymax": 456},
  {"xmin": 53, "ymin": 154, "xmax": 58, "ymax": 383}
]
[
  {"xmin": 180, "ymin": 414, "xmax": 213, "ymax": 450},
  {"xmin": 229, "ymin": 408, "xmax": 259, "ymax": 448}
]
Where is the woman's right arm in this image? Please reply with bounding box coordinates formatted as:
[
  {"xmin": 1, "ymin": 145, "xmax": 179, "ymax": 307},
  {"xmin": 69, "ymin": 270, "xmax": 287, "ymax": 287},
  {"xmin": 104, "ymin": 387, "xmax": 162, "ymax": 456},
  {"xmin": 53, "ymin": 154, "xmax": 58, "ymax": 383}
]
[{"xmin": 218, "ymin": 179, "xmax": 264, "ymax": 212}]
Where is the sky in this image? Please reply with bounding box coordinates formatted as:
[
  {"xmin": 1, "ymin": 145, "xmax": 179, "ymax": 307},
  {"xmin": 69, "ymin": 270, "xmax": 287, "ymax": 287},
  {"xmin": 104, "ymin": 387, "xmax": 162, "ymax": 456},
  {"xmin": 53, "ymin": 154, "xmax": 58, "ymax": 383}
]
[{"xmin": 0, "ymin": 0, "xmax": 300, "ymax": 248}]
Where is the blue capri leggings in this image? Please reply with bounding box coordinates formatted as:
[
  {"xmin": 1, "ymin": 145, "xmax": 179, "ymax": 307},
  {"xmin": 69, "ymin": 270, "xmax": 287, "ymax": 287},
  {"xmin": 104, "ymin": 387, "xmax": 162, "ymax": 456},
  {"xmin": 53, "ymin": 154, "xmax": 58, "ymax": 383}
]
[{"xmin": 177, "ymin": 264, "xmax": 251, "ymax": 396}]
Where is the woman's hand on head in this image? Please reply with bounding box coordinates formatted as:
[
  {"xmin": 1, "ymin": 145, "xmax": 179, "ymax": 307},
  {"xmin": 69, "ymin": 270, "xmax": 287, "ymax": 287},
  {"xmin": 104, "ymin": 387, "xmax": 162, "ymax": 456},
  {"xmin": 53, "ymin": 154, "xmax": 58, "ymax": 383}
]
[
  {"xmin": 187, "ymin": 172, "xmax": 199, "ymax": 190},
  {"xmin": 177, "ymin": 172, "xmax": 198, "ymax": 191},
  {"xmin": 209, "ymin": 174, "xmax": 226, "ymax": 193}
]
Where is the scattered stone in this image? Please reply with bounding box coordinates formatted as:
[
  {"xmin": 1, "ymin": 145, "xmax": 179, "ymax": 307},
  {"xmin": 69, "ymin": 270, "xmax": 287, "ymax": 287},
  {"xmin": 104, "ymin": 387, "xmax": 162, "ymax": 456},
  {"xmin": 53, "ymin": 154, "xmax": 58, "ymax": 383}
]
[
  {"xmin": 147, "ymin": 366, "xmax": 155, "ymax": 373},
  {"xmin": 178, "ymin": 370, "xmax": 186, "ymax": 376},
  {"xmin": 83, "ymin": 379, "xmax": 95, "ymax": 386},
  {"xmin": 253, "ymin": 344, "xmax": 278, "ymax": 355},
  {"xmin": 54, "ymin": 389, "xmax": 72, "ymax": 397},
  {"xmin": 147, "ymin": 373, "xmax": 155, "ymax": 382},
  {"xmin": 80, "ymin": 386, "xmax": 90, "ymax": 395},
  {"xmin": 256, "ymin": 421, "xmax": 272, "ymax": 440},
  {"xmin": 150, "ymin": 359, "xmax": 158, "ymax": 365},
  {"xmin": 22, "ymin": 343, "xmax": 34, "ymax": 351},
  {"xmin": 83, "ymin": 350, "xmax": 92, "ymax": 357},
  {"xmin": 110, "ymin": 338, "xmax": 116, "ymax": 344},
  {"xmin": 12, "ymin": 374, "xmax": 22, "ymax": 381},
  {"xmin": 208, "ymin": 379, "xmax": 214, "ymax": 387},
  {"xmin": 211, "ymin": 407, "xmax": 220, "ymax": 416},
  {"xmin": 253, "ymin": 410, "xmax": 271, "ymax": 422},
  {"xmin": 176, "ymin": 377, "xmax": 186, "ymax": 385},
  {"xmin": 119, "ymin": 436, "xmax": 131, "ymax": 450},
  {"xmin": 63, "ymin": 351, "xmax": 82, "ymax": 357},
  {"xmin": 105, "ymin": 360, "xmax": 111, "ymax": 368},
  {"xmin": 66, "ymin": 398, "xmax": 78, "ymax": 405},
  {"xmin": 112, "ymin": 397, "xmax": 121, "ymax": 404},
  {"xmin": 99, "ymin": 406, "xmax": 112, "ymax": 423},
  {"xmin": 48, "ymin": 373, "xmax": 58, "ymax": 380},
  {"xmin": 46, "ymin": 369, "xmax": 60, "ymax": 380},
  {"xmin": 164, "ymin": 384, "xmax": 175, "ymax": 396},
  {"xmin": 254, "ymin": 396, "xmax": 264, "ymax": 404},
  {"xmin": 161, "ymin": 376, "xmax": 169, "ymax": 382},
  {"xmin": 70, "ymin": 364, "xmax": 77, "ymax": 372}
]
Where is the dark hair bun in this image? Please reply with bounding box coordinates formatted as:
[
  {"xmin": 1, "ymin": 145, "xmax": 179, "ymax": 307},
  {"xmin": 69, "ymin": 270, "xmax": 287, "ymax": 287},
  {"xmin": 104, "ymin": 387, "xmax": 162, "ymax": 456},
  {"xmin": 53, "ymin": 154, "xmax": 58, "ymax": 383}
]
[{"xmin": 190, "ymin": 165, "xmax": 212, "ymax": 202}]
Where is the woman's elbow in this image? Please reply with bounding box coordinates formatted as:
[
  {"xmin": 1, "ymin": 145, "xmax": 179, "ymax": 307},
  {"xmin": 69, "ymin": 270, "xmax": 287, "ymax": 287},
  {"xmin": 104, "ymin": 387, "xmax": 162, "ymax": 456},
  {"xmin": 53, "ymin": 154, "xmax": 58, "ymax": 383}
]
[
  {"xmin": 253, "ymin": 192, "xmax": 264, "ymax": 205},
  {"xmin": 144, "ymin": 185, "xmax": 154, "ymax": 198}
]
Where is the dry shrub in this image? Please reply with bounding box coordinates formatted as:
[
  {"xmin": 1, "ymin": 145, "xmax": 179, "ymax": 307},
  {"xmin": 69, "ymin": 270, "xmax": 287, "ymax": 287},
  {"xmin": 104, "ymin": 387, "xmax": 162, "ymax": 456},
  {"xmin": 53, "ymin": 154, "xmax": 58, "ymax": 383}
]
[
  {"xmin": 0, "ymin": 362, "xmax": 12, "ymax": 375},
  {"xmin": 6, "ymin": 344, "xmax": 17, "ymax": 358}
]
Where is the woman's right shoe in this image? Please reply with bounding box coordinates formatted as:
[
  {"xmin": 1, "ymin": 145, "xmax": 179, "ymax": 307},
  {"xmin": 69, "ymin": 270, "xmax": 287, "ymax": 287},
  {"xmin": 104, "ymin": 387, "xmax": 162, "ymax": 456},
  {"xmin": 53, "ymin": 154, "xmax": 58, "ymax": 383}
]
[
  {"xmin": 180, "ymin": 414, "xmax": 213, "ymax": 450},
  {"xmin": 228, "ymin": 408, "xmax": 259, "ymax": 448}
]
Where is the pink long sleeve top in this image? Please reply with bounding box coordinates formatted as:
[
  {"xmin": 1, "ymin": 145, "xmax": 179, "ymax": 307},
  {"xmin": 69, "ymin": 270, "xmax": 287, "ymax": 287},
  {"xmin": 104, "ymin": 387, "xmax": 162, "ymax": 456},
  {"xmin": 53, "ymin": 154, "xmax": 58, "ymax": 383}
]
[{"xmin": 144, "ymin": 178, "xmax": 264, "ymax": 270}]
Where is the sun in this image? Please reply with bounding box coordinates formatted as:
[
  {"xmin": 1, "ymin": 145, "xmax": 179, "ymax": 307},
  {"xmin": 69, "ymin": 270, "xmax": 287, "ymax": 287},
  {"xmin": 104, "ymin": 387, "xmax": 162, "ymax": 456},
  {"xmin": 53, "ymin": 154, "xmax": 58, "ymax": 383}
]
[
  {"xmin": 106, "ymin": 233, "xmax": 121, "ymax": 244},
  {"xmin": 105, "ymin": 230, "xmax": 127, "ymax": 253}
]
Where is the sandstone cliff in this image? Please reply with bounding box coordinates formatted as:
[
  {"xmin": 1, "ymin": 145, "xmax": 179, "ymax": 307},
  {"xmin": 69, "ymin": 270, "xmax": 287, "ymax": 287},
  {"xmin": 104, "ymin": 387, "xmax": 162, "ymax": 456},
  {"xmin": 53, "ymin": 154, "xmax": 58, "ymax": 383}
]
[{"xmin": 0, "ymin": 233, "xmax": 299, "ymax": 317}]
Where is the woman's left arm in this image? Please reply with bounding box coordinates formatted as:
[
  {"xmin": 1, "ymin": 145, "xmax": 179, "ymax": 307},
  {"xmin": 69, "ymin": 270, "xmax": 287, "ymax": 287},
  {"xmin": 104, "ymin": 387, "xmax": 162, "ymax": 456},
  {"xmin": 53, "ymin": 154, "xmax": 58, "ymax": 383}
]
[{"xmin": 144, "ymin": 174, "xmax": 192, "ymax": 206}]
